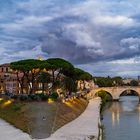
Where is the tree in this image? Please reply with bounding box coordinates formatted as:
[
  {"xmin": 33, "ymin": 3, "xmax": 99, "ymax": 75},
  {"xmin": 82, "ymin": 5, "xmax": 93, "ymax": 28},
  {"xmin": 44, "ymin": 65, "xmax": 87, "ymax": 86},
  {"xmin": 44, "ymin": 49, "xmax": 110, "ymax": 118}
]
[
  {"xmin": 10, "ymin": 62, "xmax": 27, "ymax": 94},
  {"xmin": 38, "ymin": 72, "xmax": 51, "ymax": 93},
  {"xmin": 10, "ymin": 59, "xmax": 43, "ymax": 94},
  {"xmin": 63, "ymin": 77, "xmax": 77, "ymax": 96},
  {"xmin": 112, "ymin": 76, "xmax": 123, "ymax": 86},
  {"xmin": 94, "ymin": 77, "xmax": 113, "ymax": 87},
  {"xmin": 74, "ymin": 68, "xmax": 93, "ymax": 90},
  {"xmin": 45, "ymin": 58, "xmax": 74, "ymax": 88},
  {"xmin": 130, "ymin": 80, "xmax": 138, "ymax": 86}
]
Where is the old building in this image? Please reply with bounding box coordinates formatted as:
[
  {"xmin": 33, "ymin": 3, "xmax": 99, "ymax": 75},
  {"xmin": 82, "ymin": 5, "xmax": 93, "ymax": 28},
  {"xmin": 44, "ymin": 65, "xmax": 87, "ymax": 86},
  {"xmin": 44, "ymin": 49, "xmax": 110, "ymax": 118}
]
[{"xmin": 0, "ymin": 64, "xmax": 19, "ymax": 94}]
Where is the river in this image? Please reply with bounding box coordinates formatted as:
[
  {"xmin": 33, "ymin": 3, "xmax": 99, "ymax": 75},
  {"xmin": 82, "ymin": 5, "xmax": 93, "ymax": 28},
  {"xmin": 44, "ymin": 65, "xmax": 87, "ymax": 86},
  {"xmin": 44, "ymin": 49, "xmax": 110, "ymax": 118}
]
[{"xmin": 102, "ymin": 96, "xmax": 140, "ymax": 140}]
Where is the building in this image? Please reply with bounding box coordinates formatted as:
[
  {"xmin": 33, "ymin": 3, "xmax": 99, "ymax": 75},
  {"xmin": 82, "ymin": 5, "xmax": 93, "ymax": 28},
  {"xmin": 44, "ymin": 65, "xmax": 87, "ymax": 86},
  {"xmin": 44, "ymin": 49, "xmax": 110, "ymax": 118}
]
[
  {"xmin": 0, "ymin": 64, "xmax": 19, "ymax": 94},
  {"xmin": 0, "ymin": 63, "xmax": 53, "ymax": 94},
  {"xmin": 122, "ymin": 78, "xmax": 134, "ymax": 85},
  {"xmin": 0, "ymin": 63, "xmax": 95, "ymax": 95}
]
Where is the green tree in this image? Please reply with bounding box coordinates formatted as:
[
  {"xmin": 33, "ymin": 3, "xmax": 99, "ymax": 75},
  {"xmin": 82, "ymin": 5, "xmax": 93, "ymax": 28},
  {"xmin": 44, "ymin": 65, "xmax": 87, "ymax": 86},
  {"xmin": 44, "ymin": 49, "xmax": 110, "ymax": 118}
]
[
  {"xmin": 130, "ymin": 80, "xmax": 138, "ymax": 86},
  {"xmin": 38, "ymin": 72, "xmax": 51, "ymax": 93},
  {"xmin": 74, "ymin": 68, "xmax": 93, "ymax": 90},
  {"xmin": 94, "ymin": 77, "xmax": 113, "ymax": 87},
  {"xmin": 45, "ymin": 58, "xmax": 74, "ymax": 88},
  {"xmin": 63, "ymin": 77, "xmax": 77, "ymax": 95},
  {"xmin": 112, "ymin": 76, "xmax": 123, "ymax": 86},
  {"xmin": 10, "ymin": 59, "xmax": 43, "ymax": 94},
  {"xmin": 10, "ymin": 62, "xmax": 27, "ymax": 94}
]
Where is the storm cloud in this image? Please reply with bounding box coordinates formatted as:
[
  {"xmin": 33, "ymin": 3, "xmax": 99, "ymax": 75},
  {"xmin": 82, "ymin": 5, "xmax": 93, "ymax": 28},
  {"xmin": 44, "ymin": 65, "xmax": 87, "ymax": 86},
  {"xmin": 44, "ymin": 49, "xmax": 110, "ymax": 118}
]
[{"xmin": 1, "ymin": 0, "xmax": 140, "ymax": 77}]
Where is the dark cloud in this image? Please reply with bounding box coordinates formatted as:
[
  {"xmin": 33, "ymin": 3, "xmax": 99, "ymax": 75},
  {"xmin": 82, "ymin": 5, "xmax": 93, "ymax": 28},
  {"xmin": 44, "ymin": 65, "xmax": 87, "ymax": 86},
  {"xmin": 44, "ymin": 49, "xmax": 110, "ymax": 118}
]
[{"xmin": 0, "ymin": 0, "xmax": 140, "ymax": 76}]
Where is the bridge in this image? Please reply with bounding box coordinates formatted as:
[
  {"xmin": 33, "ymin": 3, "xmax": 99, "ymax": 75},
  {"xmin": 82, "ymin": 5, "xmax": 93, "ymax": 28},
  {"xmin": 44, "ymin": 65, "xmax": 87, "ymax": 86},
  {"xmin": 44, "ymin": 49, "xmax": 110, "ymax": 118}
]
[{"xmin": 89, "ymin": 86, "xmax": 140, "ymax": 101}]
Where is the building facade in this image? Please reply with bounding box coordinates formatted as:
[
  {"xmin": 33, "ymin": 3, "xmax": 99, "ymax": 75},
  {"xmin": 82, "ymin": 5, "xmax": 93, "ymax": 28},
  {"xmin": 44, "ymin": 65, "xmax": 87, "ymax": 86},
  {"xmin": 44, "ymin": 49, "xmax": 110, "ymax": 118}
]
[{"xmin": 0, "ymin": 64, "xmax": 19, "ymax": 94}]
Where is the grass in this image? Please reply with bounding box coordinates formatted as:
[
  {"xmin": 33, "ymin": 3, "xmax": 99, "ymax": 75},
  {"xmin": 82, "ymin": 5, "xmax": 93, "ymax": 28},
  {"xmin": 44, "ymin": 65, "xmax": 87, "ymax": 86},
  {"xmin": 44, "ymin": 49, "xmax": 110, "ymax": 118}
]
[
  {"xmin": 0, "ymin": 99, "xmax": 29, "ymax": 132},
  {"xmin": 53, "ymin": 98, "xmax": 88, "ymax": 132}
]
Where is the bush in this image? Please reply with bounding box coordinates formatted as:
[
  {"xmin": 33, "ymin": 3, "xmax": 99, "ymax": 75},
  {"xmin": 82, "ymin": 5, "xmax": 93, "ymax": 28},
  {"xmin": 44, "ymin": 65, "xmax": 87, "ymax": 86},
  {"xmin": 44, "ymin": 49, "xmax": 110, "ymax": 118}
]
[
  {"xmin": 19, "ymin": 94, "xmax": 28, "ymax": 101},
  {"xmin": 28, "ymin": 94, "xmax": 39, "ymax": 101},
  {"xmin": 11, "ymin": 95, "xmax": 18, "ymax": 100},
  {"xmin": 49, "ymin": 92, "xmax": 59, "ymax": 101},
  {"xmin": 37, "ymin": 94, "xmax": 49, "ymax": 101},
  {"xmin": 96, "ymin": 90, "xmax": 112, "ymax": 112},
  {"xmin": 12, "ymin": 103, "xmax": 23, "ymax": 111}
]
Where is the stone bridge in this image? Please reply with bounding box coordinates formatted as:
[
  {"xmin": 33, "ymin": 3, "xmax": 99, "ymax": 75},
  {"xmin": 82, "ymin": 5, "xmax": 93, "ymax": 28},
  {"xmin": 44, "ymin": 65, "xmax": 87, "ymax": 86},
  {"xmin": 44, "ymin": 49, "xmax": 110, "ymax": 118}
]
[{"xmin": 88, "ymin": 86, "xmax": 140, "ymax": 101}]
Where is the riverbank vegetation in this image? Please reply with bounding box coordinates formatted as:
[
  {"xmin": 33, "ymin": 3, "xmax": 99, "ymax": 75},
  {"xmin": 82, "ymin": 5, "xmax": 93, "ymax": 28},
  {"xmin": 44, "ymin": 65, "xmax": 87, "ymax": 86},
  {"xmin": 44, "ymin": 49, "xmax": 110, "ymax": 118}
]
[
  {"xmin": 94, "ymin": 76, "xmax": 123, "ymax": 87},
  {"xmin": 96, "ymin": 90, "xmax": 112, "ymax": 112},
  {"xmin": 96, "ymin": 90, "xmax": 112, "ymax": 140}
]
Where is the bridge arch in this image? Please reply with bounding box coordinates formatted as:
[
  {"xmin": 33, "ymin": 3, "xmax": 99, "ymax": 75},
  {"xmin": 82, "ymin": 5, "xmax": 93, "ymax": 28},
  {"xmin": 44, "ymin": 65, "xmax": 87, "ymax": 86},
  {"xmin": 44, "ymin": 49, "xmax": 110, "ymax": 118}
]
[
  {"xmin": 119, "ymin": 89, "xmax": 140, "ymax": 100},
  {"xmin": 95, "ymin": 89, "xmax": 113, "ymax": 100},
  {"xmin": 120, "ymin": 89, "xmax": 138, "ymax": 96}
]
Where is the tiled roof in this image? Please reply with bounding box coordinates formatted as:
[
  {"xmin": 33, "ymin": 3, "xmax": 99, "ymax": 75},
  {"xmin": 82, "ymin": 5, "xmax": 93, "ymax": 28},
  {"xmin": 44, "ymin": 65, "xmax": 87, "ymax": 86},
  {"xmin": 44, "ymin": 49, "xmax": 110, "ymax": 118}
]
[{"xmin": 0, "ymin": 63, "xmax": 10, "ymax": 67}]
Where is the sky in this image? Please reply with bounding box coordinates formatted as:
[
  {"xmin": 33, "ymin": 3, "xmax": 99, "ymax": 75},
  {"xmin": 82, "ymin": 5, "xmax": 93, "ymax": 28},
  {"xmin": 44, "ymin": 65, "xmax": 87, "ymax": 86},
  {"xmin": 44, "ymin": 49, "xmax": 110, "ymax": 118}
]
[{"xmin": 0, "ymin": 0, "xmax": 140, "ymax": 77}]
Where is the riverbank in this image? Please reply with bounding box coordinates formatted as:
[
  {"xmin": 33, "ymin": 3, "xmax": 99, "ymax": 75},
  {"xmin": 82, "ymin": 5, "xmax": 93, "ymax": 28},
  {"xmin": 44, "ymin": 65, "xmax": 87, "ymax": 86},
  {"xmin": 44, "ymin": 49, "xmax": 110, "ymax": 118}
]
[
  {"xmin": 0, "ymin": 98, "xmax": 88, "ymax": 139},
  {"xmin": 0, "ymin": 97, "xmax": 101, "ymax": 140},
  {"xmin": 45, "ymin": 97, "xmax": 101, "ymax": 140}
]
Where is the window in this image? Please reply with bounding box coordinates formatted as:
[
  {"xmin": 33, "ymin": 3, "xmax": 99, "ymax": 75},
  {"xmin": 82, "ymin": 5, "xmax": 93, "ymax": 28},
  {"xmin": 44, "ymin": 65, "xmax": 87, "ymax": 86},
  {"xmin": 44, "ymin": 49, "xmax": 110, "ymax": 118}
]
[{"xmin": 6, "ymin": 67, "xmax": 8, "ymax": 72}]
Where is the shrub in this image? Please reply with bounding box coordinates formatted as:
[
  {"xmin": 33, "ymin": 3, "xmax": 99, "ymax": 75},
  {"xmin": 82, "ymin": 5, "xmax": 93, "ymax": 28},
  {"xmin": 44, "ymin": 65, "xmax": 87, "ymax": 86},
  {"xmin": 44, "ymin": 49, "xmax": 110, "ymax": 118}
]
[
  {"xmin": 49, "ymin": 92, "xmax": 59, "ymax": 101},
  {"xmin": 19, "ymin": 94, "xmax": 28, "ymax": 101},
  {"xmin": 12, "ymin": 103, "xmax": 23, "ymax": 111},
  {"xmin": 11, "ymin": 95, "xmax": 18, "ymax": 100},
  {"xmin": 37, "ymin": 94, "xmax": 49, "ymax": 101},
  {"xmin": 28, "ymin": 94, "xmax": 39, "ymax": 101}
]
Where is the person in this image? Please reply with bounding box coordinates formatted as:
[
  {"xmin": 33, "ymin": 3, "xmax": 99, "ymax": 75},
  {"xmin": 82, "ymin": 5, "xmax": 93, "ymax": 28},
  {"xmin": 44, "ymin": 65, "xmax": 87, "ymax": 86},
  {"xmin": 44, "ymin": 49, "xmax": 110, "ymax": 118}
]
[{"xmin": 42, "ymin": 116, "xmax": 46, "ymax": 120}]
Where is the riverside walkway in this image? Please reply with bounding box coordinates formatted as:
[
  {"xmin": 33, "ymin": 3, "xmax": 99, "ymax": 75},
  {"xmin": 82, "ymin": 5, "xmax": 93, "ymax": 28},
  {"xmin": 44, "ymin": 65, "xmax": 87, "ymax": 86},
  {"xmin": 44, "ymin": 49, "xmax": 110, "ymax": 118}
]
[
  {"xmin": 0, "ymin": 97, "xmax": 101, "ymax": 140},
  {"xmin": 45, "ymin": 97, "xmax": 101, "ymax": 140}
]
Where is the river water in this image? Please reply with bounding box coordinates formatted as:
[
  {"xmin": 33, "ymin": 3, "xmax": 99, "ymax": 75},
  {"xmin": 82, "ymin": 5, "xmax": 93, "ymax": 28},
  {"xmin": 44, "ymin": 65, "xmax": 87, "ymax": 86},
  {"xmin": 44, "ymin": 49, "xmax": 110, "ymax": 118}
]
[{"xmin": 103, "ymin": 96, "xmax": 140, "ymax": 140}]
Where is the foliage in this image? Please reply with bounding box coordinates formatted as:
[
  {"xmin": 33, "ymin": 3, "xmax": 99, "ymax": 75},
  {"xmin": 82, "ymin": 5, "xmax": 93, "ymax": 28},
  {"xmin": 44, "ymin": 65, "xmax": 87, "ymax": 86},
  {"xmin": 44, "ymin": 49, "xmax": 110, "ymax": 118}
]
[
  {"xmin": 19, "ymin": 94, "xmax": 49, "ymax": 101},
  {"xmin": 19, "ymin": 94, "xmax": 28, "ymax": 101},
  {"xmin": 74, "ymin": 68, "xmax": 92, "ymax": 81},
  {"xmin": 38, "ymin": 72, "xmax": 51, "ymax": 83},
  {"xmin": 97, "ymin": 90, "xmax": 112, "ymax": 101},
  {"xmin": 130, "ymin": 80, "xmax": 138, "ymax": 86},
  {"xmin": 37, "ymin": 93, "xmax": 49, "ymax": 101},
  {"xmin": 46, "ymin": 58, "xmax": 74, "ymax": 71},
  {"xmin": 63, "ymin": 77, "xmax": 77, "ymax": 94},
  {"xmin": 10, "ymin": 58, "xmax": 93, "ymax": 97},
  {"xmin": 38, "ymin": 72, "xmax": 51, "ymax": 93},
  {"xmin": 94, "ymin": 77, "xmax": 113, "ymax": 87},
  {"xmin": 94, "ymin": 76, "xmax": 123, "ymax": 87},
  {"xmin": 49, "ymin": 92, "xmax": 59, "ymax": 100},
  {"xmin": 11, "ymin": 95, "xmax": 18, "ymax": 99},
  {"xmin": 28, "ymin": 94, "xmax": 39, "ymax": 101},
  {"xmin": 96, "ymin": 90, "xmax": 112, "ymax": 112},
  {"xmin": 12, "ymin": 103, "xmax": 23, "ymax": 111},
  {"xmin": 43, "ymin": 58, "xmax": 75, "ymax": 90},
  {"xmin": 10, "ymin": 59, "xmax": 43, "ymax": 94},
  {"xmin": 112, "ymin": 76, "xmax": 123, "ymax": 86},
  {"xmin": 53, "ymin": 80, "xmax": 62, "ymax": 90}
]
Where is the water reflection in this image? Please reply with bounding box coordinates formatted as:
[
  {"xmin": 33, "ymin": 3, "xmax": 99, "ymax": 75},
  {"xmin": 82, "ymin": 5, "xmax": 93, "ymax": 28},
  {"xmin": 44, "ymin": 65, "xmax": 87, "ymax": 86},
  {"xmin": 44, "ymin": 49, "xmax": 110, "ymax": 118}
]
[
  {"xmin": 111, "ymin": 110, "xmax": 120, "ymax": 126},
  {"xmin": 137, "ymin": 104, "xmax": 140, "ymax": 123},
  {"xmin": 103, "ymin": 96, "xmax": 140, "ymax": 140},
  {"xmin": 112, "ymin": 111, "xmax": 115, "ymax": 126}
]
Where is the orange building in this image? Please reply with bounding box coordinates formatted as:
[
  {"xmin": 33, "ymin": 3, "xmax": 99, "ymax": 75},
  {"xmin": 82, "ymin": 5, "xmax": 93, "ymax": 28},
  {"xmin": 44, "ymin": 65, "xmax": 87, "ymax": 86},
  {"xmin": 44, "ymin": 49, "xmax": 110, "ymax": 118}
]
[
  {"xmin": 0, "ymin": 63, "xmax": 49, "ymax": 94},
  {"xmin": 0, "ymin": 64, "xmax": 19, "ymax": 94}
]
